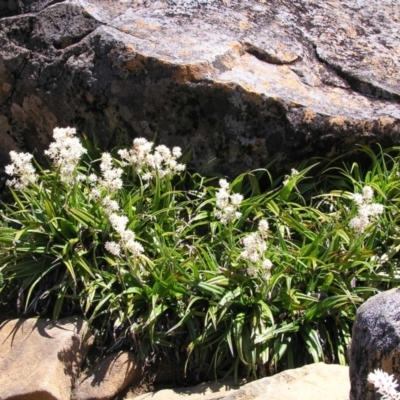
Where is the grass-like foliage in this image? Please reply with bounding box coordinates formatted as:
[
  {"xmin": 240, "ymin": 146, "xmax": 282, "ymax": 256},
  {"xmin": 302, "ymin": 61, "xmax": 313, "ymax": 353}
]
[{"xmin": 1, "ymin": 128, "xmax": 400, "ymax": 381}]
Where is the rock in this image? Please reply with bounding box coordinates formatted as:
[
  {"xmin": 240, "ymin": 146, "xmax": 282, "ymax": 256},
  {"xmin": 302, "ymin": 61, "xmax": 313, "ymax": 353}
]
[
  {"xmin": 0, "ymin": 316, "xmax": 93, "ymax": 400},
  {"xmin": 0, "ymin": 0, "xmax": 399, "ymax": 177},
  {"xmin": 350, "ymin": 288, "xmax": 400, "ymax": 400},
  {"xmin": 0, "ymin": 316, "xmax": 350, "ymax": 400},
  {"xmin": 73, "ymin": 351, "xmax": 141, "ymax": 400},
  {"xmin": 127, "ymin": 362, "xmax": 350, "ymax": 400}
]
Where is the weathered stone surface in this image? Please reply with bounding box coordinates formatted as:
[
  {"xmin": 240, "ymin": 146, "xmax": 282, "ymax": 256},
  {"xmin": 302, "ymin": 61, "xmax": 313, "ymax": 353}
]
[
  {"xmin": 127, "ymin": 362, "xmax": 350, "ymax": 400},
  {"xmin": 0, "ymin": 0, "xmax": 400, "ymax": 176},
  {"xmin": 0, "ymin": 317, "xmax": 93, "ymax": 400},
  {"xmin": 350, "ymin": 288, "xmax": 400, "ymax": 400},
  {"xmin": 73, "ymin": 351, "xmax": 141, "ymax": 400}
]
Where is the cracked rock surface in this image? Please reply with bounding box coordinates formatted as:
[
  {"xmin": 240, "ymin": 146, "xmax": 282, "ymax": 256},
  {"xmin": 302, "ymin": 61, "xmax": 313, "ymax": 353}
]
[{"xmin": 0, "ymin": 0, "xmax": 399, "ymax": 175}]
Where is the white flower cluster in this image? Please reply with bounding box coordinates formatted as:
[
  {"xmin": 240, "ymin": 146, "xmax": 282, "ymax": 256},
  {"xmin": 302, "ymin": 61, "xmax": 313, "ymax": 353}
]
[
  {"xmin": 118, "ymin": 137, "xmax": 185, "ymax": 180},
  {"xmin": 101, "ymin": 195, "xmax": 119, "ymax": 215},
  {"xmin": 5, "ymin": 151, "xmax": 37, "ymax": 190},
  {"xmin": 44, "ymin": 127, "xmax": 87, "ymax": 185},
  {"xmin": 240, "ymin": 219, "xmax": 273, "ymax": 277},
  {"xmin": 283, "ymin": 168, "xmax": 299, "ymax": 186},
  {"xmin": 82, "ymin": 150, "xmax": 143, "ymax": 261},
  {"xmin": 98, "ymin": 153, "xmax": 123, "ymax": 193},
  {"xmin": 368, "ymin": 368, "xmax": 400, "ymax": 400},
  {"xmin": 105, "ymin": 213, "xmax": 144, "ymax": 259},
  {"xmin": 214, "ymin": 179, "xmax": 243, "ymax": 225},
  {"xmin": 349, "ymin": 186, "xmax": 384, "ymax": 234}
]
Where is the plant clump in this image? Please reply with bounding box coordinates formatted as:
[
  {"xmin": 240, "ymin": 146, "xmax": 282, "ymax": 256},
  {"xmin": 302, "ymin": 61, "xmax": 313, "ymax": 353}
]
[{"xmin": 1, "ymin": 128, "xmax": 400, "ymax": 381}]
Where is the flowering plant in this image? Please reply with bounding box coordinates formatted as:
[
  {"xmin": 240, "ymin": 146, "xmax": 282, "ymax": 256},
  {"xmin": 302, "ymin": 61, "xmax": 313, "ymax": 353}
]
[{"xmin": 0, "ymin": 132, "xmax": 398, "ymax": 380}]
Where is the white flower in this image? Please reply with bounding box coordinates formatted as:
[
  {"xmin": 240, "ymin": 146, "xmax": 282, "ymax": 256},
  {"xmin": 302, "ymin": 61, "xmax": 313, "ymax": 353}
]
[
  {"xmin": 105, "ymin": 241, "xmax": 122, "ymax": 257},
  {"xmin": 214, "ymin": 180, "xmax": 243, "ymax": 225},
  {"xmin": 88, "ymin": 173, "xmax": 98, "ymax": 183},
  {"xmin": 262, "ymin": 259, "xmax": 273, "ymax": 270},
  {"xmin": 353, "ymin": 193, "xmax": 364, "ymax": 205},
  {"xmin": 98, "ymin": 153, "xmax": 123, "ymax": 193},
  {"xmin": 231, "ymin": 193, "xmax": 244, "ymax": 206},
  {"xmin": 125, "ymin": 239, "xmax": 144, "ymax": 258},
  {"xmin": 172, "ymin": 147, "xmax": 182, "ymax": 158},
  {"xmin": 44, "ymin": 127, "xmax": 86, "ymax": 185},
  {"xmin": 216, "ymin": 189, "xmax": 230, "ymax": 209},
  {"xmin": 263, "ymin": 272, "xmax": 271, "ymax": 282},
  {"xmin": 118, "ymin": 137, "xmax": 185, "ymax": 180},
  {"xmin": 249, "ymin": 251, "xmax": 260, "ymax": 263},
  {"xmin": 109, "ymin": 214, "xmax": 129, "ymax": 234},
  {"xmin": 90, "ymin": 187, "xmax": 102, "ymax": 200},
  {"xmin": 349, "ymin": 186, "xmax": 384, "ymax": 234},
  {"xmin": 349, "ymin": 215, "xmax": 369, "ymax": 234},
  {"xmin": 120, "ymin": 229, "xmax": 135, "ymax": 243},
  {"xmin": 155, "ymin": 145, "xmax": 171, "ymax": 160},
  {"xmin": 219, "ymin": 179, "xmax": 230, "ymax": 189},
  {"xmin": 282, "ymin": 168, "xmax": 299, "ymax": 186},
  {"xmin": 363, "ymin": 186, "xmax": 374, "ymax": 202},
  {"xmin": 102, "ymin": 196, "xmax": 120, "ymax": 214},
  {"xmin": 241, "ymin": 232, "xmax": 267, "ymax": 265},
  {"xmin": 369, "ymin": 203, "xmax": 384, "ymax": 216},
  {"xmin": 4, "ymin": 164, "xmax": 14, "ymax": 175},
  {"xmin": 258, "ymin": 219, "xmax": 269, "ymax": 237},
  {"xmin": 5, "ymin": 151, "xmax": 37, "ymax": 190},
  {"xmin": 6, "ymin": 178, "xmax": 17, "ymax": 188},
  {"xmin": 358, "ymin": 204, "xmax": 371, "ymax": 218},
  {"xmin": 368, "ymin": 369, "xmax": 400, "ymax": 400},
  {"xmin": 142, "ymin": 172, "xmax": 153, "ymax": 181}
]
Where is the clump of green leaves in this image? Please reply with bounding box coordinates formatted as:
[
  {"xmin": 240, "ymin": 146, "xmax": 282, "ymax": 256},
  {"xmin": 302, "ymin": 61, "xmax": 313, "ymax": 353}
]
[{"xmin": 1, "ymin": 130, "xmax": 399, "ymax": 381}]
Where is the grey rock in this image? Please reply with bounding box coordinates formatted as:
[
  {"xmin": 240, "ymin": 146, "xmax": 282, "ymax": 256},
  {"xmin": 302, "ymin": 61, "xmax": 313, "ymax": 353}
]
[
  {"xmin": 350, "ymin": 288, "xmax": 400, "ymax": 400},
  {"xmin": 0, "ymin": 0, "xmax": 400, "ymax": 176}
]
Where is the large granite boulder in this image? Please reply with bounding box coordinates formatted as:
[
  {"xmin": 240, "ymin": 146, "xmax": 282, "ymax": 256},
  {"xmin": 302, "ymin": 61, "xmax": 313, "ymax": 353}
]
[
  {"xmin": 0, "ymin": 0, "xmax": 400, "ymax": 176},
  {"xmin": 350, "ymin": 288, "xmax": 400, "ymax": 400},
  {"xmin": 0, "ymin": 317, "xmax": 93, "ymax": 400}
]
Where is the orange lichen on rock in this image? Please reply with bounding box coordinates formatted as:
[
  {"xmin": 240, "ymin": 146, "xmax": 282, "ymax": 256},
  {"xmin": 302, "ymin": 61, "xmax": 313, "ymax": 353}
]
[
  {"xmin": 179, "ymin": 50, "xmax": 192, "ymax": 57},
  {"xmin": 171, "ymin": 64, "xmax": 207, "ymax": 83},
  {"xmin": 125, "ymin": 44, "xmax": 136, "ymax": 53},
  {"xmin": 378, "ymin": 116, "xmax": 396, "ymax": 127},
  {"xmin": 238, "ymin": 20, "xmax": 252, "ymax": 30},
  {"xmin": 134, "ymin": 20, "xmax": 161, "ymax": 31},
  {"xmin": 303, "ymin": 109, "xmax": 316, "ymax": 124},
  {"xmin": 329, "ymin": 117, "xmax": 348, "ymax": 126}
]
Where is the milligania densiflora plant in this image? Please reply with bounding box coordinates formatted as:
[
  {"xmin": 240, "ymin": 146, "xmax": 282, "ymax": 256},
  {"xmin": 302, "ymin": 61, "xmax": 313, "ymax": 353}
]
[{"xmin": 0, "ymin": 127, "xmax": 399, "ymax": 380}]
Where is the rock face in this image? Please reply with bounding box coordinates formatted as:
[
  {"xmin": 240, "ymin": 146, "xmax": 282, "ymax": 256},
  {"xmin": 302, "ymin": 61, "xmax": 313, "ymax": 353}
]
[
  {"xmin": 350, "ymin": 288, "xmax": 400, "ymax": 400},
  {"xmin": 127, "ymin": 362, "xmax": 350, "ymax": 400},
  {"xmin": 0, "ymin": 0, "xmax": 400, "ymax": 176},
  {"xmin": 0, "ymin": 317, "xmax": 93, "ymax": 400}
]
